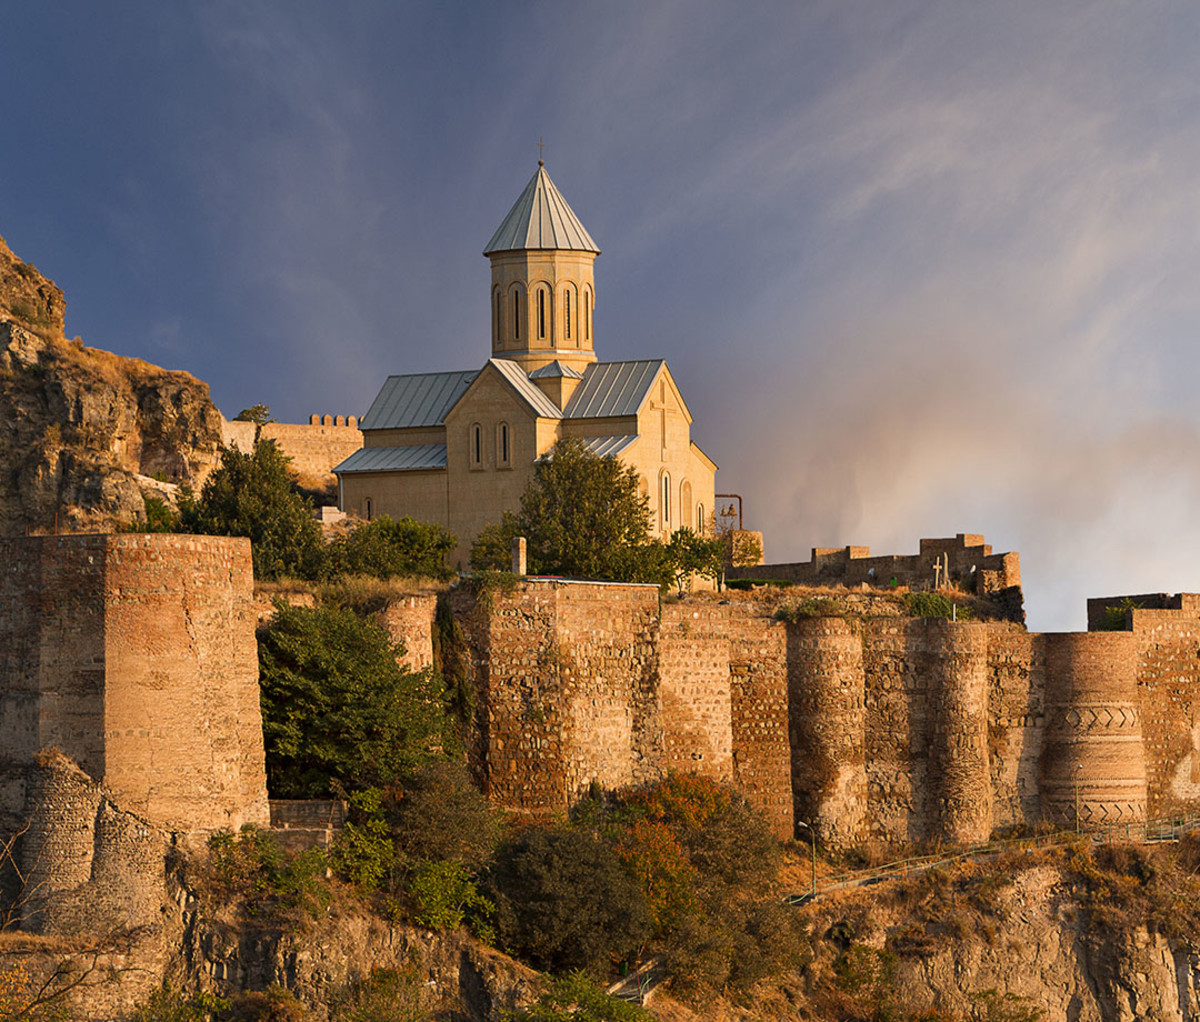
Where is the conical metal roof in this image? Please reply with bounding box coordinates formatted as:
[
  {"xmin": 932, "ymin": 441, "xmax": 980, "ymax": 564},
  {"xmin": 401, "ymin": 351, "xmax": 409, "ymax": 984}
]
[{"xmin": 484, "ymin": 164, "xmax": 600, "ymax": 255}]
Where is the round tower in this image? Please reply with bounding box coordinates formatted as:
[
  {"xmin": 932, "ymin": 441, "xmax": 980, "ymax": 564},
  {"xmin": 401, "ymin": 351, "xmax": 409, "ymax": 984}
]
[
  {"xmin": 484, "ymin": 163, "xmax": 601, "ymax": 377},
  {"xmin": 1040, "ymin": 631, "xmax": 1147, "ymax": 829}
]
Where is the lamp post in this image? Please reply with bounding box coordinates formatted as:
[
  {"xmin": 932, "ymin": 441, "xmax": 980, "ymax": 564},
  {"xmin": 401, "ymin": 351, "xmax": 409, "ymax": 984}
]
[
  {"xmin": 796, "ymin": 820, "xmax": 816, "ymax": 898},
  {"xmin": 1080, "ymin": 762, "xmax": 1089, "ymax": 834}
]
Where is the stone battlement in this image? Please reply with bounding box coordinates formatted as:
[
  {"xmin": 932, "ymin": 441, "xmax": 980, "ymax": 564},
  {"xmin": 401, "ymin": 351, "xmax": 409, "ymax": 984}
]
[{"xmin": 727, "ymin": 532, "xmax": 1021, "ymax": 596}]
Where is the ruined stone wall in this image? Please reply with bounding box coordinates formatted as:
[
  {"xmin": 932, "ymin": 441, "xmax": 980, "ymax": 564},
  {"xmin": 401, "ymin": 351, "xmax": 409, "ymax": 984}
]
[
  {"xmin": 985, "ymin": 625, "xmax": 1044, "ymax": 830},
  {"xmin": 1128, "ymin": 607, "xmax": 1200, "ymax": 819},
  {"xmin": 659, "ymin": 603, "xmax": 792, "ymax": 839},
  {"xmin": 456, "ymin": 581, "xmax": 663, "ymax": 813},
  {"xmin": 727, "ymin": 532, "xmax": 1020, "ymax": 598},
  {"xmin": 377, "ymin": 593, "xmax": 438, "ymax": 672},
  {"xmin": 0, "ymin": 534, "xmax": 269, "ymax": 841}
]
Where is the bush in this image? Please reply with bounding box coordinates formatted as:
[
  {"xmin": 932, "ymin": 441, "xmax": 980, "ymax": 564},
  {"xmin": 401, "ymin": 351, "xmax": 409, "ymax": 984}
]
[
  {"xmin": 408, "ymin": 859, "xmax": 493, "ymax": 934},
  {"xmin": 129, "ymin": 985, "xmax": 232, "ymax": 1022},
  {"xmin": 206, "ymin": 826, "xmax": 330, "ymax": 925},
  {"xmin": 904, "ymin": 592, "xmax": 972, "ymax": 619},
  {"xmin": 258, "ymin": 604, "xmax": 450, "ymax": 797},
  {"xmin": 487, "ymin": 827, "xmax": 650, "ymax": 975},
  {"xmin": 325, "ymin": 516, "xmax": 456, "ymax": 581},
  {"xmin": 328, "ymin": 789, "xmax": 396, "ymax": 891},
  {"xmin": 502, "ymin": 972, "xmax": 653, "ymax": 1021},
  {"xmin": 389, "ymin": 761, "xmax": 502, "ymax": 869},
  {"xmin": 331, "ymin": 967, "xmax": 432, "ymax": 1022},
  {"xmin": 181, "ymin": 443, "xmax": 324, "ymax": 580}
]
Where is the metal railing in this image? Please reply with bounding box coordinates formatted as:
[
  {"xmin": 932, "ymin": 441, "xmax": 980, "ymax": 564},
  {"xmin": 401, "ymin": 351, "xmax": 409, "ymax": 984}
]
[{"xmin": 785, "ymin": 813, "xmax": 1200, "ymax": 905}]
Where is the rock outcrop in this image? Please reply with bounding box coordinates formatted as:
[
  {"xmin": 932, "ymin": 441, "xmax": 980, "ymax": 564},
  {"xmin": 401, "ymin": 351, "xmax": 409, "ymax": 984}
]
[{"xmin": 0, "ymin": 232, "xmax": 226, "ymax": 535}]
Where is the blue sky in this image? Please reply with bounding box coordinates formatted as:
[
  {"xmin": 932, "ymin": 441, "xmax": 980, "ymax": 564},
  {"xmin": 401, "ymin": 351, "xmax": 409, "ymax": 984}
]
[{"xmin": 3, "ymin": 1, "xmax": 1200, "ymax": 630}]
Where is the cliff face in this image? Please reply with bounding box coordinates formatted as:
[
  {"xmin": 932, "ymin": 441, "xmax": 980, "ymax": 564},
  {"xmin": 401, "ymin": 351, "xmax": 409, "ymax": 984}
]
[{"xmin": 0, "ymin": 233, "xmax": 226, "ymax": 535}]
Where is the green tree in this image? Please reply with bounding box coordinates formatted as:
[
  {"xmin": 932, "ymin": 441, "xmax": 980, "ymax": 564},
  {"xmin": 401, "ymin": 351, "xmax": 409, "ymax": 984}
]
[
  {"xmin": 471, "ymin": 438, "xmax": 665, "ymax": 583},
  {"xmin": 258, "ymin": 603, "xmax": 449, "ymax": 797},
  {"xmin": 234, "ymin": 403, "xmax": 275, "ymax": 426},
  {"xmin": 182, "ymin": 443, "xmax": 324, "ymax": 580},
  {"xmin": 664, "ymin": 527, "xmax": 724, "ymax": 595},
  {"xmin": 389, "ymin": 760, "xmax": 502, "ymax": 869},
  {"xmin": 487, "ymin": 827, "xmax": 650, "ymax": 975},
  {"xmin": 503, "ymin": 973, "xmax": 652, "ymax": 1021},
  {"xmin": 325, "ymin": 515, "xmax": 455, "ymax": 581}
]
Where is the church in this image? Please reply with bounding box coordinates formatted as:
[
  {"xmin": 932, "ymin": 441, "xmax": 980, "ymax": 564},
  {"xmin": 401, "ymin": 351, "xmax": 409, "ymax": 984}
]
[{"xmin": 334, "ymin": 163, "xmax": 717, "ymax": 568}]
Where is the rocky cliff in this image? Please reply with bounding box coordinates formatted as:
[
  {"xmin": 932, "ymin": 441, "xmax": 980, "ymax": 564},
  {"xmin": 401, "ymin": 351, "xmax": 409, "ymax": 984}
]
[{"xmin": 0, "ymin": 232, "xmax": 226, "ymax": 535}]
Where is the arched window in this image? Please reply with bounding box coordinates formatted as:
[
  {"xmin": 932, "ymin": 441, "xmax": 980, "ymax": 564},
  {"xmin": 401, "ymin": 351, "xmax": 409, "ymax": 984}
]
[
  {"xmin": 496, "ymin": 421, "xmax": 511, "ymax": 468},
  {"xmin": 364, "ymin": 497, "xmax": 373, "ymax": 521},
  {"xmin": 681, "ymin": 482, "xmax": 692, "ymax": 530},
  {"xmin": 563, "ymin": 288, "xmax": 572, "ymax": 340},
  {"xmin": 511, "ymin": 287, "xmax": 522, "ymax": 341},
  {"xmin": 584, "ymin": 288, "xmax": 592, "ymax": 341},
  {"xmin": 470, "ymin": 423, "xmax": 483, "ymax": 469},
  {"xmin": 697, "ymin": 503, "xmax": 705, "ymax": 532},
  {"xmin": 494, "ymin": 288, "xmax": 502, "ymax": 345},
  {"xmin": 537, "ymin": 287, "xmax": 547, "ymax": 340},
  {"xmin": 660, "ymin": 471, "xmax": 671, "ymax": 529}
]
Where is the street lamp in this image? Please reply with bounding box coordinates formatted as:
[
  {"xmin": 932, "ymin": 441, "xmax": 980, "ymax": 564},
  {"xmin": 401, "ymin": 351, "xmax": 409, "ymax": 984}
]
[
  {"xmin": 1074, "ymin": 763, "xmax": 1083, "ymax": 834},
  {"xmin": 796, "ymin": 820, "xmax": 817, "ymax": 897}
]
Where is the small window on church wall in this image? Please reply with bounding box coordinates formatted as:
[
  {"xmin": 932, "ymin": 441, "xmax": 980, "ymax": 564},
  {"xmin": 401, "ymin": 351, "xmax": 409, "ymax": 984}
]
[
  {"xmin": 537, "ymin": 288, "xmax": 546, "ymax": 340},
  {"xmin": 497, "ymin": 421, "xmax": 511, "ymax": 468},
  {"xmin": 364, "ymin": 498, "xmax": 373, "ymax": 521},
  {"xmin": 681, "ymin": 481, "xmax": 692, "ymax": 529},
  {"xmin": 697, "ymin": 503, "xmax": 705, "ymax": 532},
  {"xmin": 584, "ymin": 289, "xmax": 591, "ymax": 341},
  {"xmin": 494, "ymin": 290, "xmax": 502, "ymax": 345},
  {"xmin": 661, "ymin": 472, "xmax": 671, "ymax": 528},
  {"xmin": 564, "ymin": 289, "xmax": 572, "ymax": 341},
  {"xmin": 513, "ymin": 289, "xmax": 521, "ymax": 340},
  {"xmin": 470, "ymin": 423, "xmax": 483, "ymax": 469}
]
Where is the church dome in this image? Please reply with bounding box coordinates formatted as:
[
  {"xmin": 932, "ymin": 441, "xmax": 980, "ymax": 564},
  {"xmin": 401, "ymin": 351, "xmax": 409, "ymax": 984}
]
[{"xmin": 484, "ymin": 164, "xmax": 600, "ymax": 255}]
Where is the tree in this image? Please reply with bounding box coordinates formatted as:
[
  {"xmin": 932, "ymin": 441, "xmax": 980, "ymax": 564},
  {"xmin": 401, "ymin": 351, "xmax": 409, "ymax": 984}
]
[
  {"xmin": 233, "ymin": 403, "xmax": 275, "ymax": 426},
  {"xmin": 389, "ymin": 760, "xmax": 502, "ymax": 869},
  {"xmin": 487, "ymin": 827, "xmax": 650, "ymax": 975},
  {"xmin": 471, "ymin": 438, "xmax": 666, "ymax": 583},
  {"xmin": 258, "ymin": 603, "xmax": 449, "ymax": 797},
  {"xmin": 664, "ymin": 527, "xmax": 724, "ymax": 595},
  {"xmin": 325, "ymin": 515, "xmax": 455, "ymax": 581},
  {"xmin": 181, "ymin": 442, "xmax": 324, "ymax": 580}
]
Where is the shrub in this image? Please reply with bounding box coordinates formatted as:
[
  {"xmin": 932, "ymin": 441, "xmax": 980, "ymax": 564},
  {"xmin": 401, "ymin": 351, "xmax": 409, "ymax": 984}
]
[
  {"xmin": 389, "ymin": 760, "xmax": 502, "ymax": 869},
  {"xmin": 258, "ymin": 603, "xmax": 451, "ymax": 797},
  {"xmin": 904, "ymin": 592, "xmax": 972, "ymax": 619},
  {"xmin": 487, "ymin": 827, "xmax": 650, "ymax": 975},
  {"xmin": 502, "ymin": 972, "xmax": 653, "ymax": 1021},
  {"xmin": 129, "ymin": 985, "xmax": 232, "ymax": 1022},
  {"xmin": 328, "ymin": 789, "xmax": 396, "ymax": 891},
  {"xmin": 181, "ymin": 442, "xmax": 324, "ymax": 580},
  {"xmin": 1096, "ymin": 597, "xmax": 1141, "ymax": 631},
  {"xmin": 331, "ymin": 967, "xmax": 432, "ymax": 1022},
  {"xmin": 408, "ymin": 859, "xmax": 493, "ymax": 934},
  {"xmin": 224, "ymin": 986, "xmax": 311, "ymax": 1021},
  {"xmin": 325, "ymin": 516, "xmax": 456, "ymax": 582},
  {"xmin": 205, "ymin": 826, "xmax": 330, "ymax": 925}
]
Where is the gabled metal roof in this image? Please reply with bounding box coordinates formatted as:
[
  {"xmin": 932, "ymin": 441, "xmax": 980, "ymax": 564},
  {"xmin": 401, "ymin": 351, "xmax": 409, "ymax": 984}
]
[
  {"xmin": 527, "ymin": 359, "xmax": 583, "ymax": 380},
  {"xmin": 487, "ymin": 358, "xmax": 564, "ymax": 419},
  {"xmin": 484, "ymin": 164, "xmax": 600, "ymax": 255},
  {"xmin": 581, "ymin": 434, "xmax": 638, "ymax": 458},
  {"xmin": 334, "ymin": 444, "xmax": 447, "ymax": 474},
  {"xmin": 358, "ymin": 370, "xmax": 478, "ymax": 430},
  {"xmin": 563, "ymin": 360, "xmax": 664, "ymax": 419}
]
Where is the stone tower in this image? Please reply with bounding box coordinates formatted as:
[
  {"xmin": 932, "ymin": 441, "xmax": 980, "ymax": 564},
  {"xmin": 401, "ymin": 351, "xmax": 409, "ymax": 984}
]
[{"xmin": 484, "ymin": 162, "xmax": 601, "ymax": 379}]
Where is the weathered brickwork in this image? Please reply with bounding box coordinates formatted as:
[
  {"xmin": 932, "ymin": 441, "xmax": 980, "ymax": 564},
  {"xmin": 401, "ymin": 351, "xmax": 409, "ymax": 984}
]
[
  {"xmin": 377, "ymin": 592, "xmax": 438, "ymax": 671},
  {"xmin": 0, "ymin": 534, "xmax": 270, "ymax": 837}
]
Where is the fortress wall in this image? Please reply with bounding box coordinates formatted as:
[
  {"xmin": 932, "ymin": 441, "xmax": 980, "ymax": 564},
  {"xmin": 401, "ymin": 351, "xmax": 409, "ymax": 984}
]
[
  {"xmin": 861, "ymin": 618, "xmax": 928, "ymax": 843},
  {"xmin": 724, "ymin": 611, "xmax": 792, "ymax": 840},
  {"xmin": 984, "ymin": 625, "xmax": 1044, "ymax": 828},
  {"xmin": 21, "ymin": 754, "xmax": 167, "ymax": 936},
  {"xmin": 926, "ymin": 620, "xmax": 993, "ymax": 844},
  {"xmin": 102, "ymin": 534, "xmax": 268, "ymax": 832},
  {"xmin": 1129, "ymin": 607, "xmax": 1200, "ymax": 818},
  {"xmin": 554, "ymin": 584, "xmax": 663, "ymax": 800},
  {"xmin": 785, "ymin": 616, "xmax": 867, "ymax": 848},
  {"xmin": 377, "ymin": 593, "xmax": 438, "ymax": 672},
  {"xmin": 259, "ymin": 422, "xmax": 363, "ymax": 485},
  {"xmin": 659, "ymin": 605, "xmax": 734, "ymax": 781},
  {"xmin": 1040, "ymin": 631, "xmax": 1146, "ymax": 828}
]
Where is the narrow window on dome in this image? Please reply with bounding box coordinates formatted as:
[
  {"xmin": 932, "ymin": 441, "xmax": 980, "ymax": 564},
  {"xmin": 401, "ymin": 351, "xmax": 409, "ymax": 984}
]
[
  {"xmin": 564, "ymin": 290, "xmax": 571, "ymax": 340},
  {"xmin": 537, "ymin": 288, "xmax": 546, "ymax": 339},
  {"xmin": 513, "ymin": 290, "xmax": 520, "ymax": 340},
  {"xmin": 585, "ymin": 290, "xmax": 591, "ymax": 341},
  {"xmin": 495, "ymin": 290, "xmax": 502, "ymax": 344}
]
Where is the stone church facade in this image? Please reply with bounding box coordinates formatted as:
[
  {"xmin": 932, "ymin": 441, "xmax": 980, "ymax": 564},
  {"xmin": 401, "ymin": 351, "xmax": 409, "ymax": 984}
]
[{"xmin": 335, "ymin": 164, "xmax": 717, "ymax": 567}]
